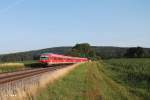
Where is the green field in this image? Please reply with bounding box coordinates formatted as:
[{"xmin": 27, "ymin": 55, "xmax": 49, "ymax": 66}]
[
  {"xmin": 35, "ymin": 59, "xmax": 150, "ymax": 100},
  {"xmin": 103, "ymin": 58, "xmax": 150, "ymax": 100}
]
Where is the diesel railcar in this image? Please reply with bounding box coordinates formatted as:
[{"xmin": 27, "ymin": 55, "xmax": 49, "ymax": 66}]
[{"xmin": 39, "ymin": 53, "xmax": 88, "ymax": 65}]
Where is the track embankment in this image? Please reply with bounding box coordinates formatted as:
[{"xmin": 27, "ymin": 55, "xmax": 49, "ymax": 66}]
[{"xmin": 0, "ymin": 63, "xmax": 82, "ymax": 100}]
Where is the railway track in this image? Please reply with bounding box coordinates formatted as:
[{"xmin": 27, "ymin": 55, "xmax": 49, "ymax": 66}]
[{"xmin": 0, "ymin": 64, "xmax": 71, "ymax": 84}]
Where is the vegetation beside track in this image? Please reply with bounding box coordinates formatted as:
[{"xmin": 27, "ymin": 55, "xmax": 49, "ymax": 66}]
[
  {"xmin": 0, "ymin": 63, "xmax": 25, "ymax": 73},
  {"xmin": 35, "ymin": 59, "xmax": 150, "ymax": 100},
  {"xmin": 0, "ymin": 59, "xmax": 149, "ymax": 99},
  {"xmin": 0, "ymin": 61, "xmax": 38, "ymax": 73},
  {"xmin": 35, "ymin": 62, "xmax": 102, "ymax": 100}
]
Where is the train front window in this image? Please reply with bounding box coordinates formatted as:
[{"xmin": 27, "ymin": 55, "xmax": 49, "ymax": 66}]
[{"xmin": 40, "ymin": 56, "xmax": 48, "ymax": 60}]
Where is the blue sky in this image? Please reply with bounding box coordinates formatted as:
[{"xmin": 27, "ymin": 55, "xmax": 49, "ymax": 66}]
[{"xmin": 0, "ymin": 0, "xmax": 150, "ymax": 54}]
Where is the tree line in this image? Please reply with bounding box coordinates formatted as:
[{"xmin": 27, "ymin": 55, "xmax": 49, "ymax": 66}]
[
  {"xmin": 0, "ymin": 43, "xmax": 150, "ymax": 62},
  {"xmin": 67, "ymin": 43, "xmax": 150, "ymax": 59}
]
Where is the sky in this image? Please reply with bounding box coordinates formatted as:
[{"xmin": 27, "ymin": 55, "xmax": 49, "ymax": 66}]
[{"xmin": 0, "ymin": 0, "xmax": 150, "ymax": 54}]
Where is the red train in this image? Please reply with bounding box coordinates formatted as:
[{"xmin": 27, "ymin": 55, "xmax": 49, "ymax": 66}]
[{"xmin": 39, "ymin": 53, "xmax": 88, "ymax": 65}]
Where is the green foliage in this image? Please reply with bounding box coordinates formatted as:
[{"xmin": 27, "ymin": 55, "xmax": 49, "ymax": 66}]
[
  {"xmin": 67, "ymin": 43, "xmax": 97, "ymax": 60},
  {"xmin": 124, "ymin": 47, "xmax": 146, "ymax": 58},
  {"xmin": 104, "ymin": 58, "xmax": 150, "ymax": 99}
]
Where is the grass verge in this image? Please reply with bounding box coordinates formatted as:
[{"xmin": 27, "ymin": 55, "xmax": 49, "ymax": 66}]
[{"xmin": 36, "ymin": 62, "xmax": 102, "ymax": 100}]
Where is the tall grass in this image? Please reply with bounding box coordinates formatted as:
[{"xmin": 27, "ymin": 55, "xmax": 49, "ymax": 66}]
[
  {"xmin": 0, "ymin": 61, "xmax": 38, "ymax": 73},
  {"xmin": 0, "ymin": 63, "xmax": 25, "ymax": 73}
]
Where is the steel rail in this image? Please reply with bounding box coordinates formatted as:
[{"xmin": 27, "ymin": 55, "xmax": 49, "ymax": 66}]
[{"xmin": 0, "ymin": 64, "xmax": 70, "ymax": 84}]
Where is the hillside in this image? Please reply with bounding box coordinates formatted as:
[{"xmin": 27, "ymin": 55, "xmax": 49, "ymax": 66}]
[
  {"xmin": 0, "ymin": 46, "xmax": 150, "ymax": 62},
  {"xmin": 0, "ymin": 47, "xmax": 71, "ymax": 62}
]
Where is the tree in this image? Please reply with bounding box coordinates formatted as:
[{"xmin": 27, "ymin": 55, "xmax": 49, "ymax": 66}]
[
  {"xmin": 124, "ymin": 47, "xmax": 145, "ymax": 58},
  {"xmin": 136, "ymin": 47, "xmax": 145, "ymax": 57},
  {"xmin": 67, "ymin": 43, "xmax": 97, "ymax": 59}
]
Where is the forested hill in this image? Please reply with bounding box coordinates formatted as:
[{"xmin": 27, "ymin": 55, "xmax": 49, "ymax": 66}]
[
  {"xmin": 0, "ymin": 47, "xmax": 71, "ymax": 62},
  {"xmin": 0, "ymin": 46, "xmax": 150, "ymax": 62}
]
